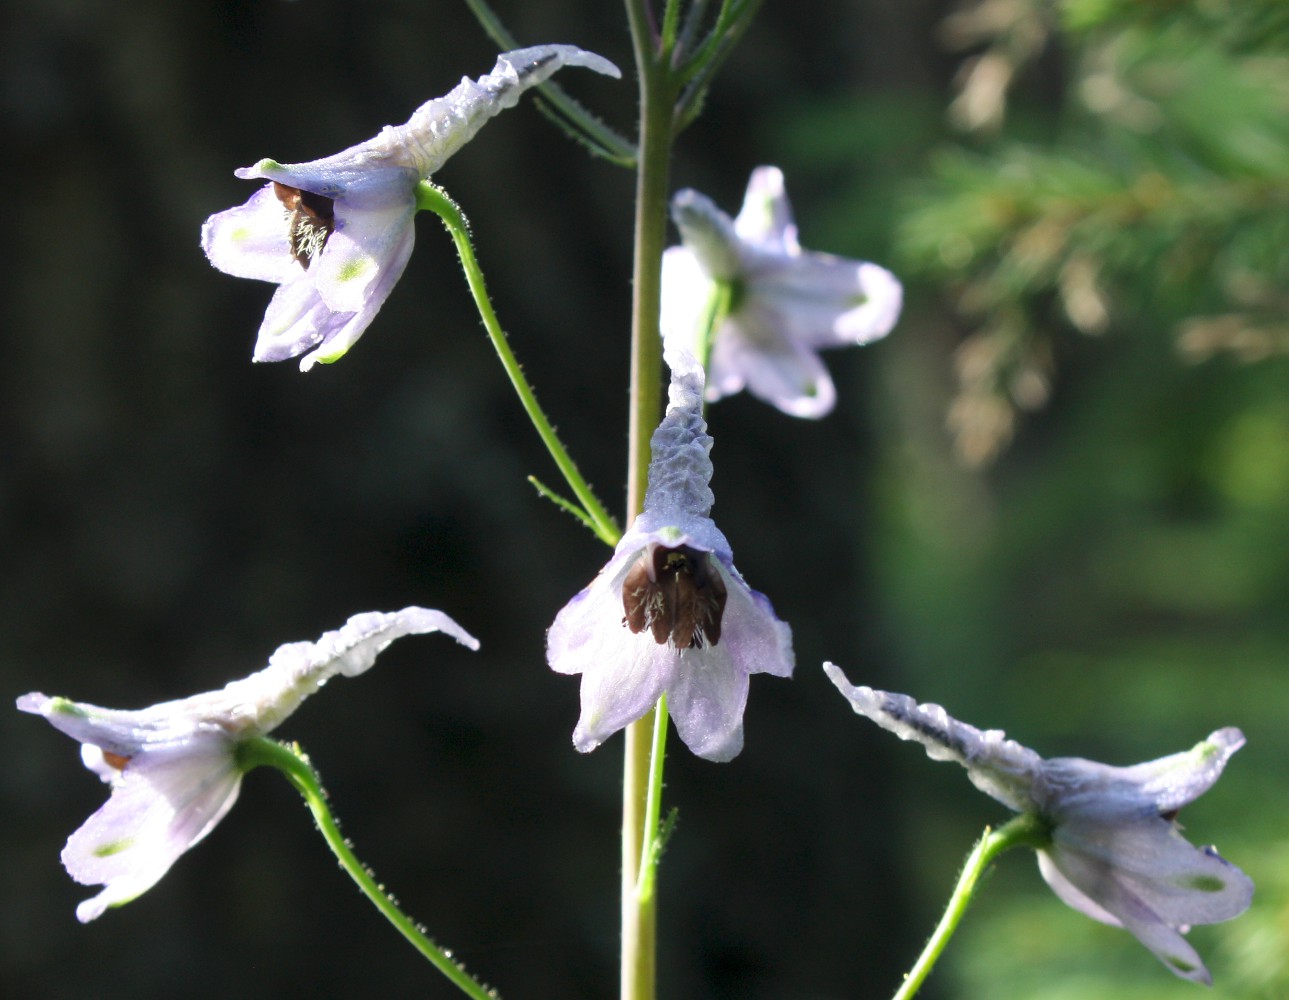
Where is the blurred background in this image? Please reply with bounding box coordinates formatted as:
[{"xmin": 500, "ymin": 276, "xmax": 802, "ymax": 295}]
[{"xmin": 4, "ymin": 0, "xmax": 1288, "ymax": 997}]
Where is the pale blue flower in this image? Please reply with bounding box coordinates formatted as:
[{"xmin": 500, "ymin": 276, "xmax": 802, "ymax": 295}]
[
  {"xmin": 202, "ymin": 45, "xmax": 619, "ymax": 370},
  {"xmin": 547, "ymin": 353, "xmax": 794, "ymax": 762},
  {"xmin": 825, "ymin": 663, "xmax": 1253, "ymax": 984},
  {"xmin": 662, "ymin": 166, "xmax": 902, "ymax": 417},
  {"xmin": 19, "ymin": 608, "xmax": 477, "ymax": 922}
]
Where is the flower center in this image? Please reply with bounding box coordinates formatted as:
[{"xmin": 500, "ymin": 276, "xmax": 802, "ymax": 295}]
[
  {"xmin": 622, "ymin": 544, "xmax": 728, "ymax": 649},
  {"xmin": 273, "ymin": 182, "xmax": 335, "ymax": 269}
]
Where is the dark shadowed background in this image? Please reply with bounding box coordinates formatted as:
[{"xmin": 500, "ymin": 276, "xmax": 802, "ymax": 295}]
[{"xmin": 5, "ymin": 2, "xmax": 1287, "ymax": 998}]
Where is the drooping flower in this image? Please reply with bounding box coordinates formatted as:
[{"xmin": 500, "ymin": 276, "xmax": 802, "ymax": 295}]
[
  {"xmin": 18, "ymin": 608, "xmax": 478, "ymax": 922},
  {"xmin": 824, "ymin": 663, "xmax": 1253, "ymax": 984},
  {"xmin": 547, "ymin": 353, "xmax": 793, "ymax": 762},
  {"xmin": 202, "ymin": 45, "xmax": 619, "ymax": 370},
  {"xmin": 661, "ymin": 166, "xmax": 903, "ymax": 418}
]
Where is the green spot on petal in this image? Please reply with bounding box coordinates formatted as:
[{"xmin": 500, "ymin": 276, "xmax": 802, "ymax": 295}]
[
  {"xmin": 1166, "ymin": 955, "xmax": 1199, "ymax": 973},
  {"xmin": 1185, "ymin": 873, "xmax": 1227, "ymax": 892},
  {"xmin": 49, "ymin": 698, "xmax": 88, "ymax": 718},
  {"xmin": 93, "ymin": 838, "xmax": 133, "ymax": 858},
  {"xmin": 337, "ymin": 258, "xmax": 370, "ymax": 283}
]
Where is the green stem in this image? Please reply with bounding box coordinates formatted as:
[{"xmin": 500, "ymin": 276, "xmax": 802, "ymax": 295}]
[
  {"xmin": 634, "ymin": 693, "xmax": 671, "ymax": 904},
  {"xmin": 892, "ymin": 814, "xmax": 1047, "ymax": 1000},
  {"xmin": 416, "ymin": 182, "xmax": 620, "ymax": 548},
  {"xmin": 238, "ymin": 738, "xmax": 497, "ymax": 1000},
  {"xmin": 621, "ymin": 2, "xmax": 679, "ymax": 997}
]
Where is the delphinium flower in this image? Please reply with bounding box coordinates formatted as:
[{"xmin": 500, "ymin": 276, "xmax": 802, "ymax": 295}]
[
  {"xmin": 201, "ymin": 45, "xmax": 619, "ymax": 370},
  {"xmin": 824, "ymin": 663, "xmax": 1253, "ymax": 984},
  {"xmin": 547, "ymin": 352, "xmax": 793, "ymax": 762},
  {"xmin": 661, "ymin": 166, "xmax": 903, "ymax": 417},
  {"xmin": 18, "ymin": 608, "xmax": 478, "ymax": 922}
]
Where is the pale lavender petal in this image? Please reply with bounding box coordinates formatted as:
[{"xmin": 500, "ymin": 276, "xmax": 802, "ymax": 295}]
[
  {"xmin": 1048, "ymin": 819, "xmax": 1254, "ymax": 927},
  {"xmin": 1036, "ymin": 849, "xmax": 1124, "ymax": 926},
  {"xmin": 716, "ymin": 562, "xmax": 793, "ymax": 678},
  {"xmin": 667, "ymin": 645, "xmax": 749, "ymax": 762},
  {"xmin": 299, "ymin": 219, "xmax": 416, "ymax": 370},
  {"xmin": 236, "ymin": 155, "xmax": 419, "ymax": 207},
  {"xmin": 17, "ymin": 692, "xmax": 209, "ymax": 757},
  {"xmin": 709, "ymin": 309, "xmax": 837, "ymax": 418},
  {"xmin": 310, "ymin": 200, "xmax": 416, "ymax": 313},
  {"xmin": 393, "ymin": 45, "xmax": 622, "ymax": 178},
  {"xmin": 1037, "ymin": 729, "xmax": 1248, "ymax": 821},
  {"xmin": 235, "ymin": 47, "xmax": 619, "ymax": 195},
  {"xmin": 1037, "ymin": 826, "xmax": 1252, "ymax": 984},
  {"xmin": 1118, "ymin": 727, "xmax": 1246, "ymax": 814},
  {"xmin": 636, "ymin": 351, "xmax": 719, "ymax": 527},
  {"xmin": 61, "ymin": 742, "xmax": 242, "ymax": 922},
  {"xmin": 753, "ymin": 254, "xmax": 902, "ymax": 348},
  {"xmin": 546, "ymin": 549, "xmax": 678, "ymax": 751},
  {"xmin": 238, "ymin": 605, "xmax": 480, "ymax": 734},
  {"xmin": 200, "ymin": 185, "xmax": 297, "ymax": 283},
  {"xmin": 253, "ymin": 277, "xmax": 348, "ymax": 364},
  {"xmin": 733, "ymin": 165, "xmax": 799, "ymax": 255},
  {"xmin": 573, "ymin": 639, "xmax": 676, "ymax": 753},
  {"xmin": 822, "ymin": 664, "xmax": 1042, "ymax": 812},
  {"xmin": 671, "ymin": 189, "xmax": 742, "ymax": 281},
  {"xmin": 659, "ymin": 246, "xmax": 713, "ymax": 363},
  {"xmin": 249, "ymin": 220, "xmax": 413, "ymax": 369}
]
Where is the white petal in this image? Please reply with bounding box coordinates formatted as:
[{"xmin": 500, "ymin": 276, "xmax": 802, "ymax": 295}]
[
  {"xmin": 636, "ymin": 357, "xmax": 719, "ymax": 524},
  {"xmin": 394, "ymin": 45, "xmax": 621, "ymax": 177},
  {"xmin": 733, "ymin": 166, "xmax": 799, "ymax": 255},
  {"xmin": 659, "ymin": 246, "xmax": 714, "ymax": 362},
  {"xmin": 709, "ymin": 308, "xmax": 837, "ymax": 418},
  {"xmin": 1051, "ymin": 818, "xmax": 1254, "ymax": 927},
  {"xmin": 822, "ymin": 664, "xmax": 1043, "ymax": 812},
  {"xmin": 573, "ymin": 639, "xmax": 675, "ymax": 754},
  {"xmin": 1038, "ymin": 825, "xmax": 1253, "ymax": 984},
  {"xmin": 752, "ymin": 255, "xmax": 902, "ymax": 348},
  {"xmin": 546, "ymin": 551, "xmax": 677, "ymax": 752},
  {"xmin": 253, "ymin": 276, "xmax": 344, "ymax": 363},
  {"xmin": 240, "ymin": 606, "xmax": 480, "ymax": 734},
  {"xmin": 311, "ymin": 201, "xmax": 416, "ymax": 313},
  {"xmin": 1037, "ymin": 849, "xmax": 1124, "ymax": 926},
  {"xmin": 668, "ymin": 645, "xmax": 749, "ymax": 762},
  {"xmin": 61, "ymin": 742, "xmax": 242, "ymax": 922},
  {"xmin": 299, "ymin": 219, "xmax": 416, "ymax": 369},
  {"xmin": 671, "ymin": 189, "xmax": 742, "ymax": 281},
  {"xmin": 716, "ymin": 563, "xmax": 794, "ymax": 679},
  {"xmin": 201, "ymin": 185, "xmax": 297, "ymax": 284},
  {"xmin": 1120, "ymin": 728, "xmax": 1247, "ymax": 814},
  {"xmin": 1038, "ymin": 728, "xmax": 1248, "ymax": 821}
]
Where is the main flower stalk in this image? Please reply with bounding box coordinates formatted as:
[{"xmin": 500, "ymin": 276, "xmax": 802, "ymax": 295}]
[{"xmin": 622, "ymin": 2, "xmax": 680, "ymax": 996}]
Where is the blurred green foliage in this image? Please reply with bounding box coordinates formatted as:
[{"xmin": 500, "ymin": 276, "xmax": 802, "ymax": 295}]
[
  {"xmin": 898, "ymin": 0, "xmax": 1289, "ymax": 463},
  {"xmin": 870, "ymin": 1, "xmax": 1289, "ymax": 995}
]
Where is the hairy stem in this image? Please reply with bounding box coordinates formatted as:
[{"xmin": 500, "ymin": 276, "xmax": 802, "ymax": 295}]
[
  {"xmin": 240, "ymin": 737, "xmax": 498, "ymax": 1000},
  {"xmin": 417, "ymin": 182, "xmax": 620, "ymax": 547},
  {"xmin": 621, "ymin": 0, "xmax": 679, "ymax": 996},
  {"xmin": 892, "ymin": 814, "xmax": 1046, "ymax": 1000}
]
